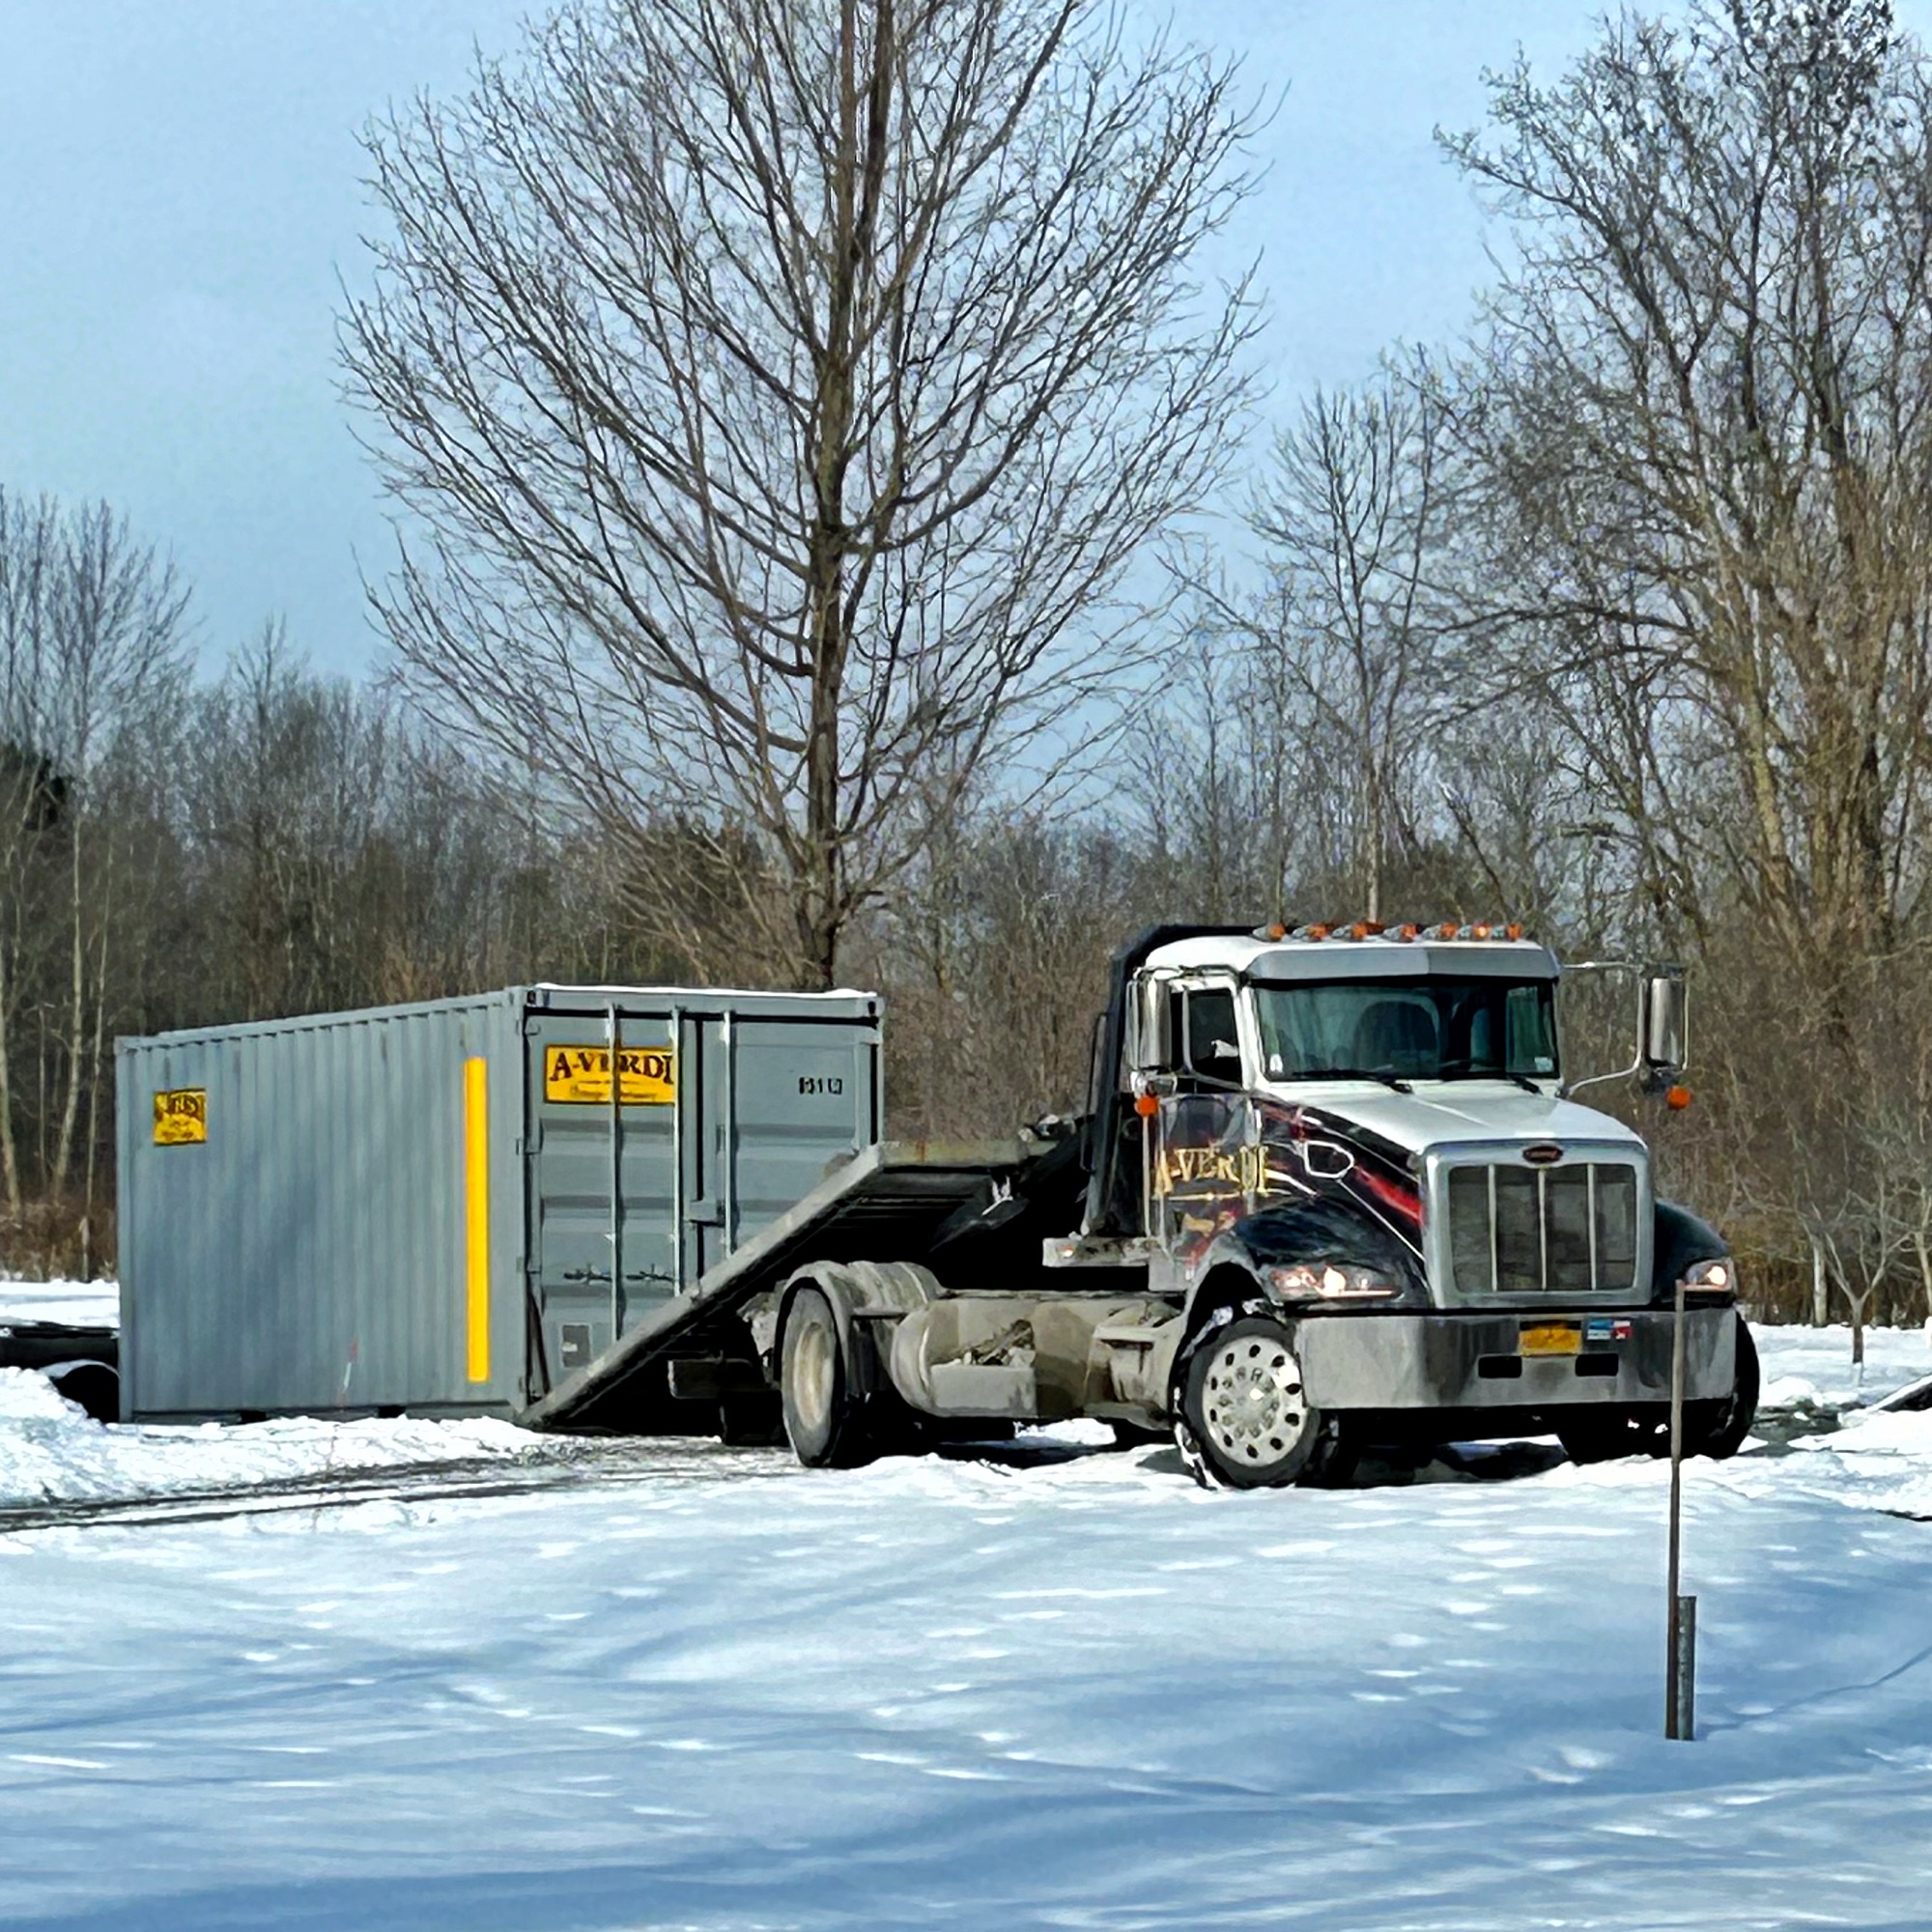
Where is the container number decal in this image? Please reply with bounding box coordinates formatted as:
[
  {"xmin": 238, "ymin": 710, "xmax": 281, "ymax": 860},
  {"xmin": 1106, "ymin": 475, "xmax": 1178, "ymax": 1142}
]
[
  {"xmin": 543, "ymin": 1045, "xmax": 675, "ymax": 1106},
  {"xmin": 153, "ymin": 1088, "xmax": 208, "ymax": 1146}
]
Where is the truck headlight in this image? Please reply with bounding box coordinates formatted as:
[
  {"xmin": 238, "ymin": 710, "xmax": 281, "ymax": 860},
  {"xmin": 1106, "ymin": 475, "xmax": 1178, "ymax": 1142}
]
[
  {"xmin": 1678, "ymin": 1259, "xmax": 1733, "ymax": 1295},
  {"xmin": 1271, "ymin": 1263, "xmax": 1400, "ymax": 1300}
]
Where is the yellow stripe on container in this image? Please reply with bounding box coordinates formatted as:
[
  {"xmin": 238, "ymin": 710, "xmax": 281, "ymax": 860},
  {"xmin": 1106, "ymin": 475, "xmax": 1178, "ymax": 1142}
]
[{"xmin": 464, "ymin": 1057, "xmax": 490, "ymax": 1384}]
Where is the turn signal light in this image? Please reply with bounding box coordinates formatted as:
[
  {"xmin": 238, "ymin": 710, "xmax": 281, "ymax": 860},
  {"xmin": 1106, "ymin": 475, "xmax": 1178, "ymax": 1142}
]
[
  {"xmin": 1665, "ymin": 1085, "xmax": 1692, "ymax": 1111},
  {"xmin": 1134, "ymin": 1093, "xmax": 1160, "ymax": 1118}
]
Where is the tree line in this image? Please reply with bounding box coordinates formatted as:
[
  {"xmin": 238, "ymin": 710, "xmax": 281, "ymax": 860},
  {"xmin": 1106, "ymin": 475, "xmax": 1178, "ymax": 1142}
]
[{"xmin": 5, "ymin": 0, "xmax": 1930, "ymax": 1340}]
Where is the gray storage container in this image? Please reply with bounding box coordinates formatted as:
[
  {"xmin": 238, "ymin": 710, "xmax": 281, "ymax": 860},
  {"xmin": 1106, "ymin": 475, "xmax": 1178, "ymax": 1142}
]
[{"xmin": 116, "ymin": 984, "xmax": 881, "ymax": 1422}]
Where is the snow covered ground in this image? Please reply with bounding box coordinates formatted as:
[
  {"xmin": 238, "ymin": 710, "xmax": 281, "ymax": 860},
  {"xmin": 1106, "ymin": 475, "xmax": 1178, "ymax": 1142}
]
[
  {"xmin": 0, "ymin": 1367, "xmax": 543, "ymax": 1510},
  {"xmin": 1752, "ymin": 1320, "xmax": 1932, "ymax": 1408},
  {"xmin": 0, "ymin": 1276, "xmax": 118, "ymax": 1328},
  {"xmin": 1, "ymin": 1324, "xmax": 1930, "ymax": 1930}
]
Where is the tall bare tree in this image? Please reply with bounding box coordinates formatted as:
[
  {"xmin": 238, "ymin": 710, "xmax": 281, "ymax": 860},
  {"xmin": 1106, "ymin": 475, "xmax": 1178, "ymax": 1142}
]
[
  {"xmin": 1428, "ymin": 0, "xmax": 1932, "ymax": 1331},
  {"xmin": 1444, "ymin": 0, "xmax": 1932, "ymax": 973},
  {"xmin": 343, "ymin": 0, "xmax": 1262, "ymax": 988},
  {"xmin": 0, "ymin": 491, "xmax": 189, "ymax": 1224},
  {"xmin": 1244, "ymin": 366, "xmax": 1453, "ymax": 922}
]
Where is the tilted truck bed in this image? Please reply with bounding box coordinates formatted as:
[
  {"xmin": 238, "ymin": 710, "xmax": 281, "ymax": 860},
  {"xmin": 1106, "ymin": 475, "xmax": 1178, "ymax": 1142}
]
[{"xmin": 523, "ymin": 1140, "xmax": 1033, "ymax": 1434}]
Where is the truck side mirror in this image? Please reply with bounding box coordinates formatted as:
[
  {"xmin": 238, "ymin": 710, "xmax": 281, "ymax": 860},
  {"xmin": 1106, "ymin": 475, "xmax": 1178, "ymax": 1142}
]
[
  {"xmin": 1127, "ymin": 975, "xmax": 1172, "ymax": 1075},
  {"xmin": 1639, "ymin": 966, "xmax": 1688, "ymax": 1072}
]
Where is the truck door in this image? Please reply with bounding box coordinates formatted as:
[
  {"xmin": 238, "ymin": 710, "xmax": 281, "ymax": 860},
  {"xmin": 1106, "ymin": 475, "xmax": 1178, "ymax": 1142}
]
[{"xmin": 1155, "ymin": 977, "xmax": 1258, "ymax": 1260}]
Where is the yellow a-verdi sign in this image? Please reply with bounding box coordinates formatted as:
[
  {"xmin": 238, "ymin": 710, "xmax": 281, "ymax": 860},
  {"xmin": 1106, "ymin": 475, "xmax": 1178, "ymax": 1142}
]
[
  {"xmin": 153, "ymin": 1088, "xmax": 208, "ymax": 1146},
  {"xmin": 543, "ymin": 1044, "xmax": 675, "ymax": 1106}
]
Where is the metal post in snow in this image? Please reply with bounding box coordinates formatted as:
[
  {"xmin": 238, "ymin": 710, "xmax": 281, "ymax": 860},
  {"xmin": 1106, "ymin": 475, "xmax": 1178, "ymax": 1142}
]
[
  {"xmin": 668, "ymin": 1004, "xmax": 684, "ymax": 1294},
  {"xmin": 723, "ymin": 1010, "xmax": 736, "ymax": 1257},
  {"xmin": 607, "ymin": 1001, "xmax": 624, "ymax": 1343},
  {"xmin": 1665, "ymin": 1271, "xmax": 1696, "ymax": 1740}
]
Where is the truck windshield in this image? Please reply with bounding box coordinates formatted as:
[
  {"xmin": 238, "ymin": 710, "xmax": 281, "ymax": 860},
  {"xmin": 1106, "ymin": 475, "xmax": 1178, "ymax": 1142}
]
[{"xmin": 1252, "ymin": 978, "xmax": 1559, "ymax": 1084}]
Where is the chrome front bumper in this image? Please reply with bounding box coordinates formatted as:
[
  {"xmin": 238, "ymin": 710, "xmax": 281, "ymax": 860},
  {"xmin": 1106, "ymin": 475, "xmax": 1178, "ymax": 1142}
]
[{"xmin": 1296, "ymin": 1307, "xmax": 1736, "ymax": 1411}]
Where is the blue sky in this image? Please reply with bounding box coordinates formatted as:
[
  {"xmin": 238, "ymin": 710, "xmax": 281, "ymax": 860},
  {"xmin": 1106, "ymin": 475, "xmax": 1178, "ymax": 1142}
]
[{"xmin": 2, "ymin": 1, "xmax": 1921, "ymax": 673}]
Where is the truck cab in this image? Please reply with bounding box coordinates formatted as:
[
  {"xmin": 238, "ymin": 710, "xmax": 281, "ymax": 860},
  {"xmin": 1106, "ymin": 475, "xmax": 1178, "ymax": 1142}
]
[
  {"xmin": 1056, "ymin": 923, "xmax": 1753, "ymax": 1484},
  {"xmin": 751, "ymin": 919, "xmax": 1758, "ymax": 1486}
]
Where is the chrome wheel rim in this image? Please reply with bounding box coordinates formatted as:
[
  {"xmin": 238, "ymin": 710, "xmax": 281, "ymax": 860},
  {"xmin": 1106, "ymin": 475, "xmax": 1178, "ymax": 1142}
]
[
  {"xmin": 791, "ymin": 1317, "xmax": 835, "ymax": 1434},
  {"xmin": 1202, "ymin": 1333, "xmax": 1306, "ymax": 1468}
]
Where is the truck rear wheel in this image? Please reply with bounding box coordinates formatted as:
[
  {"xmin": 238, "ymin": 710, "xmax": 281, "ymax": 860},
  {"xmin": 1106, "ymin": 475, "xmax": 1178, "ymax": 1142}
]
[
  {"xmin": 780, "ymin": 1286, "xmax": 869, "ymax": 1468},
  {"xmin": 1178, "ymin": 1314, "xmax": 1322, "ymax": 1489}
]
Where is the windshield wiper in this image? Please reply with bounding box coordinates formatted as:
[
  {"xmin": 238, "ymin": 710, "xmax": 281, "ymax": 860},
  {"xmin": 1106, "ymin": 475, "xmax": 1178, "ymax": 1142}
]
[
  {"xmin": 1436, "ymin": 1062, "xmax": 1545, "ymax": 1094},
  {"xmin": 1297, "ymin": 1066, "xmax": 1414, "ymax": 1094}
]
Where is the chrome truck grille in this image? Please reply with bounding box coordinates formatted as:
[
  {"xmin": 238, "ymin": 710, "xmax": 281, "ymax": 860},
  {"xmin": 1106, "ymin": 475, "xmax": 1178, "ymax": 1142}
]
[{"xmin": 1441, "ymin": 1157, "xmax": 1641, "ymax": 1297}]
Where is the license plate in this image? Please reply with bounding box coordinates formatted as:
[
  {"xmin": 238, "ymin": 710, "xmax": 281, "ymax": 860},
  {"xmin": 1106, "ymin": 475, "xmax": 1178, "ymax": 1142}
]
[{"xmin": 1520, "ymin": 1321, "xmax": 1582, "ymax": 1356}]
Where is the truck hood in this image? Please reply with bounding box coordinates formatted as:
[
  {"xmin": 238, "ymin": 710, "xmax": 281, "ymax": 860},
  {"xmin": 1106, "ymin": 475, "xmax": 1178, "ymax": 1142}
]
[{"xmin": 1257, "ymin": 1079, "xmax": 1644, "ymax": 1158}]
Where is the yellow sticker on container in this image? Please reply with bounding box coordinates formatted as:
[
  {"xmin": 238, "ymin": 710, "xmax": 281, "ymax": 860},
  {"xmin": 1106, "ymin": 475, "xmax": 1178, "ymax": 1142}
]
[
  {"xmin": 543, "ymin": 1045, "xmax": 675, "ymax": 1106},
  {"xmin": 153, "ymin": 1088, "xmax": 207, "ymax": 1146}
]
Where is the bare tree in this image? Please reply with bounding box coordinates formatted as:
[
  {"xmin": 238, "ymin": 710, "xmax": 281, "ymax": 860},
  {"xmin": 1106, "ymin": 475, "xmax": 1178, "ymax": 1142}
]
[
  {"xmin": 1244, "ymin": 365, "xmax": 1455, "ymax": 922},
  {"xmin": 1444, "ymin": 0, "xmax": 1932, "ymax": 975},
  {"xmin": 1421, "ymin": 0, "xmax": 1932, "ymax": 1335},
  {"xmin": 0, "ymin": 492, "xmax": 189, "ymax": 1230},
  {"xmin": 343, "ymin": 0, "xmax": 1262, "ymax": 989}
]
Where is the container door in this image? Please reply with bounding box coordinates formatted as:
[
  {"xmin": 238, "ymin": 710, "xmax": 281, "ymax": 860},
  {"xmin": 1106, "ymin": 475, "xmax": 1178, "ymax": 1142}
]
[
  {"xmin": 525, "ymin": 1003, "xmax": 879, "ymax": 1392},
  {"xmin": 694, "ymin": 1017, "xmax": 877, "ymax": 1276},
  {"xmin": 525, "ymin": 1009, "xmax": 680, "ymax": 1384}
]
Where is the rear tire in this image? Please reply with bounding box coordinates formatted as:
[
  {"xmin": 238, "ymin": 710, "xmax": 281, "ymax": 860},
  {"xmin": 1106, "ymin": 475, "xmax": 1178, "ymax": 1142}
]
[
  {"xmin": 1178, "ymin": 1313, "xmax": 1321, "ymax": 1490},
  {"xmin": 780, "ymin": 1287, "xmax": 870, "ymax": 1468}
]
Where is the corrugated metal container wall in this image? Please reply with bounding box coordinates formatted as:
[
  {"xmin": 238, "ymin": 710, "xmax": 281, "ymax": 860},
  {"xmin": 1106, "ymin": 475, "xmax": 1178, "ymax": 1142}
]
[
  {"xmin": 117, "ymin": 994, "xmax": 523, "ymax": 1420},
  {"xmin": 117, "ymin": 986, "xmax": 882, "ymax": 1423}
]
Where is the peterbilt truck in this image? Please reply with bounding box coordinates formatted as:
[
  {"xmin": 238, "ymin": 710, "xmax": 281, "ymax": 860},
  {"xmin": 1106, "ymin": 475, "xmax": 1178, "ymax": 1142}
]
[
  {"xmin": 766, "ymin": 922, "xmax": 1754, "ymax": 1486},
  {"xmin": 523, "ymin": 921, "xmax": 1756, "ymax": 1487}
]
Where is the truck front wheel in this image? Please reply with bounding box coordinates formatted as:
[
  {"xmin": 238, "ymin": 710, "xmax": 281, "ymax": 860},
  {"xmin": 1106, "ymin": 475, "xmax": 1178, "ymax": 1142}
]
[
  {"xmin": 1177, "ymin": 1314, "xmax": 1323, "ymax": 1490},
  {"xmin": 780, "ymin": 1287, "xmax": 870, "ymax": 1468}
]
